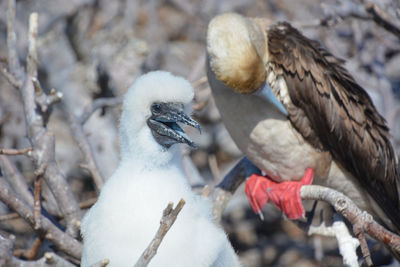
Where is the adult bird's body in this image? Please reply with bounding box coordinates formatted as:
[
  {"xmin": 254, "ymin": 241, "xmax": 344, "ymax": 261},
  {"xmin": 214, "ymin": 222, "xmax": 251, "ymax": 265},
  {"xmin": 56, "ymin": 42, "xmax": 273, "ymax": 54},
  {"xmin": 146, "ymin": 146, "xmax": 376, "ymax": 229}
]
[
  {"xmin": 206, "ymin": 13, "xmax": 400, "ymax": 233},
  {"xmin": 81, "ymin": 71, "xmax": 240, "ymax": 267}
]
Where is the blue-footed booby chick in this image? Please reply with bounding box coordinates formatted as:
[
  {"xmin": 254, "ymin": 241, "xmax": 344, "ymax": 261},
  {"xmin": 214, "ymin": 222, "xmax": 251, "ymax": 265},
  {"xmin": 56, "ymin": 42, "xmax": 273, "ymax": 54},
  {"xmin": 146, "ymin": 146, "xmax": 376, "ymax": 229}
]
[
  {"xmin": 206, "ymin": 13, "xmax": 400, "ymax": 233},
  {"xmin": 81, "ymin": 71, "xmax": 240, "ymax": 267}
]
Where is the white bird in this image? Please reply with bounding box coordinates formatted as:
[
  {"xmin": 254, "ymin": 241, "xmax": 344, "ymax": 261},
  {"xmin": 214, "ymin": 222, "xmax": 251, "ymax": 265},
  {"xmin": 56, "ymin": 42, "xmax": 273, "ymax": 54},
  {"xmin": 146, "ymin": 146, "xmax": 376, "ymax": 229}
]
[{"xmin": 80, "ymin": 71, "xmax": 240, "ymax": 267}]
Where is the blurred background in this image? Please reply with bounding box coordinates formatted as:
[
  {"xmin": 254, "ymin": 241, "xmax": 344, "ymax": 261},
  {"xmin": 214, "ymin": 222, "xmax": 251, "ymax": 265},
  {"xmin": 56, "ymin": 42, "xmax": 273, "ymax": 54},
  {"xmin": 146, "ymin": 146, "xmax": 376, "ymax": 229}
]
[{"xmin": 0, "ymin": 0, "xmax": 400, "ymax": 266}]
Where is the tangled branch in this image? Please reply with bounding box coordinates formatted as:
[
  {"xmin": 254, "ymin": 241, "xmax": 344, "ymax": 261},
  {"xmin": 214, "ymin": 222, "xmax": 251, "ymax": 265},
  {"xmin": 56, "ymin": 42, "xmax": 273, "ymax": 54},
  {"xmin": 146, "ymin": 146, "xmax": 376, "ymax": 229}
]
[
  {"xmin": 3, "ymin": 0, "xmax": 81, "ymax": 237},
  {"xmin": 210, "ymin": 157, "xmax": 400, "ymax": 265}
]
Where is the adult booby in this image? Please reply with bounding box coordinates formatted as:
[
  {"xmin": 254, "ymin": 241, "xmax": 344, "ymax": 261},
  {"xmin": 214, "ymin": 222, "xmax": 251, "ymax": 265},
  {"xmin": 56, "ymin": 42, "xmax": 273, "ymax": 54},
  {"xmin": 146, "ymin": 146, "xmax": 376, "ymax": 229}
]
[
  {"xmin": 81, "ymin": 71, "xmax": 240, "ymax": 267},
  {"xmin": 206, "ymin": 13, "xmax": 400, "ymax": 232}
]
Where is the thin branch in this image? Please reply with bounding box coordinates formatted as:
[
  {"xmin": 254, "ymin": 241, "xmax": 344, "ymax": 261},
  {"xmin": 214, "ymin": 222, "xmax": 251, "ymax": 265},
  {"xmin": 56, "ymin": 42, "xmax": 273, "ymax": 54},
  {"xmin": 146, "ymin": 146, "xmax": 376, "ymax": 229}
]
[
  {"xmin": 0, "ymin": 212, "xmax": 19, "ymax": 221},
  {"xmin": 6, "ymin": 7, "xmax": 82, "ymax": 236},
  {"xmin": 6, "ymin": 0, "xmax": 23, "ymax": 81},
  {"xmin": 0, "ymin": 177, "xmax": 82, "ymax": 259},
  {"xmin": 353, "ymin": 223, "xmax": 372, "ymax": 266},
  {"xmin": 0, "ymin": 155, "xmax": 34, "ymax": 206},
  {"xmin": 90, "ymin": 259, "xmax": 110, "ymax": 267},
  {"xmin": 69, "ymin": 112, "xmax": 105, "ymax": 191},
  {"xmin": 365, "ymin": 2, "xmax": 400, "ymax": 39},
  {"xmin": 79, "ymin": 96, "xmax": 123, "ymax": 124},
  {"xmin": 0, "ymin": 197, "xmax": 98, "ymax": 222},
  {"xmin": 0, "ymin": 233, "xmax": 14, "ymax": 266},
  {"xmin": 0, "ymin": 147, "xmax": 32, "ymax": 155},
  {"xmin": 33, "ymin": 175, "xmax": 43, "ymax": 230},
  {"xmin": 0, "ymin": 62, "xmax": 23, "ymax": 88},
  {"xmin": 294, "ymin": 1, "xmax": 370, "ymax": 28},
  {"xmin": 134, "ymin": 199, "xmax": 186, "ymax": 267},
  {"xmin": 10, "ymin": 252, "xmax": 76, "ymax": 267},
  {"xmin": 293, "ymin": 1, "xmax": 400, "ymax": 38},
  {"xmin": 13, "ymin": 237, "xmax": 42, "ymax": 260},
  {"xmin": 301, "ymin": 185, "xmax": 400, "ymax": 256},
  {"xmin": 295, "ymin": 1, "xmax": 400, "ymax": 40},
  {"xmin": 308, "ymin": 216, "xmax": 360, "ymax": 267},
  {"xmin": 79, "ymin": 197, "xmax": 98, "ymax": 209},
  {"xmin": 33, "ymin": 78, "xmax": 63, "ymax": 113},
  {"xmin": 27, "ymin": 13, "xmax": 38, "ymax": 78},
  {"xmin": 0, "ymin": 155, "xmax": 61, "ymax": 217}
]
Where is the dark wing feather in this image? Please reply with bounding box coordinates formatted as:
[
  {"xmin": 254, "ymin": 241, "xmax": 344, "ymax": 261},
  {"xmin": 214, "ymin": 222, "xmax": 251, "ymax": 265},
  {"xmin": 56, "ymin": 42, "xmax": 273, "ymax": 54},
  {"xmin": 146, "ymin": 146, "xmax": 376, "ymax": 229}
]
[{"xmin": 267, "ymin": 22, "xmax": 400, "ymax": 230}]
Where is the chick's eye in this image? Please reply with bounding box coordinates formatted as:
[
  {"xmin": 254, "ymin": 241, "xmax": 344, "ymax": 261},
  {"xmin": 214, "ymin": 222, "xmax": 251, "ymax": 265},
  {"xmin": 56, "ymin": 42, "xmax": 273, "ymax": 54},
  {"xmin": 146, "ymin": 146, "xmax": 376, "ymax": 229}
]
[{"xmin": 151, "ymin": 103, "xmax": 161, "ymax": 114}]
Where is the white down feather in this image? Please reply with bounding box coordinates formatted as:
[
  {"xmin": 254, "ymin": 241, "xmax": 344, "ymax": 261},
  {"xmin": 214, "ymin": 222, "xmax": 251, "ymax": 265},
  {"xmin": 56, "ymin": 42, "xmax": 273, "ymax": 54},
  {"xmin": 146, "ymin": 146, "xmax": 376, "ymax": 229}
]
[{"xmin": 81, "ymin": 71, "xmax": 240, "ymax": 267}]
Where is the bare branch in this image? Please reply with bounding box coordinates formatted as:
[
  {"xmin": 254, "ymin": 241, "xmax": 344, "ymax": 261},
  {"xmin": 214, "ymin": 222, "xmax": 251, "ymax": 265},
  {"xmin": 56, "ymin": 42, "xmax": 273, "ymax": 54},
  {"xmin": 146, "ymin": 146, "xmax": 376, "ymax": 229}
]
[
  {"xmin": 7, "ymin": 8, "xmax": 82, "ymax": 236},
  {"xmin": 365, "ymin": 2, "xmax": 400, "ymax": 39},
  {"xmin": 0, "ymin": 233, "xmax": 15, "ymax": 266},
  {"xmin": 0, "ymin": 62, "xmax": 23, "ymax": 88},
  {"xmin": 354, "ymin": 223, "xmax": 373, "ymax": 266},
  {"xmin": 0, "ymin": 155, "xmax": 34, "ymax": 205},
  {"xmin": 294, "ymin": 0, "xmax": 400, "ymax": 39},
  {"xmin": 301, "ymin": 185, "xmax": 400, "ymax": 256},
  {"xmin": 0, "ymin": 212, "xmax": 19, "ymax": 221},
  {"xmin": 69, "ymin": 112, "xmax": 105, "ymax": 191},
  {"xmin": 0, "ymin": 178, "xmax": 82, "ymax": 259},
  {"xmin": 79, "ymin": 96, "xmax": 123, "ymax": 125},
  {"xmin": 33, "ymin": 175, "xmax": 43, "ymax": 230},
  {"xmin": 27, "ymin": 13, "xmax": 38, "ymax": 78},
  {"xmin": 90, "ymin": 259, "xmax": 110, "ymax": 267},
  {"xmin": 0, "ymin": 197, "xmax": 98, "ymax": 222},
  {"xmin": 13, "ymin": 237, "xmax": 42, "ymax": 260},
  {"xmin": 6, "ymin": 0, "xmax": 23, "ymax": 81},
  {"xmin": 79, "ymin": 197, "xmax": 98, "ymax": 209},
  {"xmin": 134, "ymin": 199, "xmax": 186, "ymax": 267},
  {"xmin": 33, "ymin": 78, "xmax": 63, "ymax": 113},
  {"xmin": 294, "ymin": 1, "xmax": 370, "ymax": 28},
  {"xmin": 0, "ymin": 147, "xmax": 32, "ymax": 155},
  {"xmin": 308, "ymin": 217, "xmax": 360, "ymax": 267},
  {"xmin": 10, "ymin": 252, "xmax": 76, "ymax": 267}
]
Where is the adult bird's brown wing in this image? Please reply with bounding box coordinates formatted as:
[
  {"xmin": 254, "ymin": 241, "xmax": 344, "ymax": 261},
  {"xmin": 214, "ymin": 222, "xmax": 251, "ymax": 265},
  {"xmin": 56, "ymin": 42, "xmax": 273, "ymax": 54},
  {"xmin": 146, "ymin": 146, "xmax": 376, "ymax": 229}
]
[{"xmin": 267, "ymin": 22, "xmax": 400, "ymax": 230}]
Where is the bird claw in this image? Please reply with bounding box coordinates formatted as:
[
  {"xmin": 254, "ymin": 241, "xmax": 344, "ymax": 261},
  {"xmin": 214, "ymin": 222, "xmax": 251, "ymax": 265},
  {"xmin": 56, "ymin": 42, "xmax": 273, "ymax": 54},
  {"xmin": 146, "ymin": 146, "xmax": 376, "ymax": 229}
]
[{"xmin": 245, "ymin": 168, "xmax": 314, "ymax": 220}]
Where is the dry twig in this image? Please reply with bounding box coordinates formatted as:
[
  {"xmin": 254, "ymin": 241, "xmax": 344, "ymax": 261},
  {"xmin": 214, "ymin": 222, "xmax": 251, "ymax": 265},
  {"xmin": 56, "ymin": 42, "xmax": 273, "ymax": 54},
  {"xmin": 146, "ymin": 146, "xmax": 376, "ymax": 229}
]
[
  {"xmin": 0, "ymin": 212, "xmax": 19, "ymax": 221},
  {"xmin": 302, "ymin": 185, "xmax": 400, "ymax": 264},
  {"xmin": 295, "ymin": 0, "xmax": 400, "ymax": 39},
  {"xmin": 0, "ymin": 155, "xmax": 34, "ymax": 206},
  {"xmin": 79, "ymin": 96, "xmax": 123, "ymax": 125},
  {"xmin": 308, "ymin": 216, "xmax": 360, "ymax": 267},
  {"xmin": 69, "ymin": 112, "xmax": 105, "ymax": 191},
  {"xmin": 0, "ymin": 178, "xmax": 82, "ymax": 259},
  {"xmin": 0, "ymin": 197, "xmax": 98, "ymax": 222},
  {"xmin": 90, "ymin": 259, "xmax": 110, "ymax": 267},
  {"xmin": 365, "ymin": 2, "xmax": 400, "ymax": 38},
  {"xmin": 0, "ymin": 147, "xmax": 32, "ymax": 155},
  {"xmin": 0, "ymin": 62, "xmax": 23, "ymax": 88},
  {"xmin": 4, "ymin": 0, "xmax": 81, "ymax": 237},
  {"xmin": 33, "ymin": 175, "xmax": 43, "ymax": 230},
  {"xmin": 133, "ymin": 199, "xmax": 186, "ymax": 267},
  {"xmin": 13, "ymin": 237, "xmax": 42, "ymax": 260}
]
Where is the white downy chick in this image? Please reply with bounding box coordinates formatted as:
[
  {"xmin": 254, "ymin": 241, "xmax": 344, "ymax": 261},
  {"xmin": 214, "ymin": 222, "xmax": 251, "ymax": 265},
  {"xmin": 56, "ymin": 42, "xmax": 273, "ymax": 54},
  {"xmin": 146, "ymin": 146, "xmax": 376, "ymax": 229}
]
[{"xmin": 81, "ymin": 71, "xmax": 240, "ymax": 267}]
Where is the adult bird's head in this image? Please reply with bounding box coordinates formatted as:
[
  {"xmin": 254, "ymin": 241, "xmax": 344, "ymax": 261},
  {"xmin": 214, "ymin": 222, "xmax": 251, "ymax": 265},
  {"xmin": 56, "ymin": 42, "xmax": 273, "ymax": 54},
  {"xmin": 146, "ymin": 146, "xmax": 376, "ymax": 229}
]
[
  {"xmin": 206, "ymin": 13, "xmax": 269, "ymax": 94},
  {"xmin": 119, "ymin": 71, "xmax": 201, "ymax": 163}
]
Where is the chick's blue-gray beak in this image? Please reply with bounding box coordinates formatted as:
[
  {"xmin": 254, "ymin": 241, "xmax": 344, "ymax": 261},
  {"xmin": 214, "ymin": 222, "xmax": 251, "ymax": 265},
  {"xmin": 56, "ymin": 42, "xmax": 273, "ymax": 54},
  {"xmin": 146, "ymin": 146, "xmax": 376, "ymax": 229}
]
[{"xmin": 147, "ymin": 102, "xmax": 201, "ymax": 149}]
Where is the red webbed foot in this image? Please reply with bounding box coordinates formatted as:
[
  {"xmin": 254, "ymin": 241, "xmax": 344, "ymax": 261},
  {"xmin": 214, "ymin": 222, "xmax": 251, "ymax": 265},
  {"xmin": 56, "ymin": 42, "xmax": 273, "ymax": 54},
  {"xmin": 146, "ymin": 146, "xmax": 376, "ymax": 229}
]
[{"xmin": 245, "ymin": 168, "xmax": 314, "ymax": 220}]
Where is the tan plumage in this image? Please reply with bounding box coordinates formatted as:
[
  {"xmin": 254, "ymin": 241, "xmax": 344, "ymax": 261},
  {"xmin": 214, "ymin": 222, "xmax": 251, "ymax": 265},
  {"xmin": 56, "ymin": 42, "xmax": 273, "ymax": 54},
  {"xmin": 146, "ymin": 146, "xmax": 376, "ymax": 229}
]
[{"xmin": 207, "ymin": 13, "xmax": 400, "ymax": 233}]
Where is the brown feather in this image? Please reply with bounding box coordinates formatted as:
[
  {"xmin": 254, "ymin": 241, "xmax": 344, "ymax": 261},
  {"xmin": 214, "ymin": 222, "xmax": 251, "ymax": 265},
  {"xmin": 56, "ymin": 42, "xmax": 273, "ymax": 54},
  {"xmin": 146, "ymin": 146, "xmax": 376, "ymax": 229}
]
[{"xmin": 267, "ymin": 22, "xmax": 400, "ymax": 230}]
